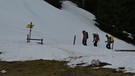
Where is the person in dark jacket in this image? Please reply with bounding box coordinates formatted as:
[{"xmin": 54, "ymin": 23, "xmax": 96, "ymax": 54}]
[{"xmin": 105, "ymin": 34, "xmax": 111, "ymax": 49}]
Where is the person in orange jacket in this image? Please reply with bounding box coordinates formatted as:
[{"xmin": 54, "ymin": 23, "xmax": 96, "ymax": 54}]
[{"xmin": 82, "ymin": 30, "xmax": 88, "ymax": 46}]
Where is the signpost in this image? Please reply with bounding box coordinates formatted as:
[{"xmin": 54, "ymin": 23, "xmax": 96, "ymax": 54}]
[
  {"xmin": 26, "ymin": 24, "xmax": 34, "ymax": 28},
  {"xmin": 26, "ymin": 22, "xmax": 34, "ymax": 39},
  {"xmin": 26, "ymin": 22, "xmax": 43, "ymax": 45}
]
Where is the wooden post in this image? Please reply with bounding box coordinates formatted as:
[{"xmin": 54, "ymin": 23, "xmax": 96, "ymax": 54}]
[
  {"xmin": 73, "ymin": 35, "xmax": 76, "ymax": 45},
  {"xmin": 41, "ymin": 39, "xmax": 43, "ymax": 45},
  {"xmin": 27, "ymin": 34, "xmax": 30, "ymax": 43}
]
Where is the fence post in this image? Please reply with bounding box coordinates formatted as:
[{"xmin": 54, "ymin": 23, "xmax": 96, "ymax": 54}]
[{"xmin": 73, "ymin": 35, "xmax": 76, "ymax": 45}]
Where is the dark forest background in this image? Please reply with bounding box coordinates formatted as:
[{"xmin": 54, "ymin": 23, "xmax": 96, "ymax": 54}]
[{"xmin": 44, "ymin": 0, "xmax": 135, "ymax": 45}]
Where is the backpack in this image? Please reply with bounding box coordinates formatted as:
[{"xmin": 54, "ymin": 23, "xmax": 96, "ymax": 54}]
[
  {"xmin": 95, "ymin": 34, "xmax": 99, "ymax": 41},
  {"xmin": 86, "ymin": 32, "xmax": 88, "ymax": 39},
  {"xmin": 110, "ymin": 36, "xmax": 114, "ymax": 43},
  {"xmin": 93, "ymin": 34, "xmax": 99, "ymax": 41}
]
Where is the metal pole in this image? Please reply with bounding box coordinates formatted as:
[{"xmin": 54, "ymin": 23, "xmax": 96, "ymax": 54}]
[{"xmin": 29, "ymin": 22, "xmax": 32, "ymax": 39}]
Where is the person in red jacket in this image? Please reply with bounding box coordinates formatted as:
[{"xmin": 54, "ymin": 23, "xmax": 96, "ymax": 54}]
[{"xmin": 93, "ymin": 33, "xmax": 99, "ymax": 47}]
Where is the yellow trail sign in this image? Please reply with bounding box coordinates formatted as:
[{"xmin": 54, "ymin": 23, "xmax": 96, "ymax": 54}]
[{"xmin": 26, "ymin": 24, "xmax": 34, "ymax": 28}]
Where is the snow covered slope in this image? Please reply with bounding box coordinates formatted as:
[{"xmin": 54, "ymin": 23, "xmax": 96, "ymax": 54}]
[{"xmin": 0, "ymin": 0, "xmax": 135, "ymax": 73}]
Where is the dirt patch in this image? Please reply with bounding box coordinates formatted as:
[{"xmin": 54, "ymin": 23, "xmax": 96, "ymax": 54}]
[{"xmin": 0, "ymin": 60, "xmax": 134, "ymax": 76}]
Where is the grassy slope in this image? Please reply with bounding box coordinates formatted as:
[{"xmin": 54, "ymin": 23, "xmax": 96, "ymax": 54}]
[{"xmin": 0, "ymin": 60, "xmax": 134, "ymax": 76}]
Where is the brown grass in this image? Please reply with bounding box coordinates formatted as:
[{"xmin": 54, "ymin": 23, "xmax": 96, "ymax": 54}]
[{"xmin": 0, "ymin": 60, "xmax": 134, "ymax": 76}]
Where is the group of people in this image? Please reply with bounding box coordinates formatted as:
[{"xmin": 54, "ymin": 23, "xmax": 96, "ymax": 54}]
[{"xmin": 82, "ymin": 30, "xmax": 114, "ymax": 49}]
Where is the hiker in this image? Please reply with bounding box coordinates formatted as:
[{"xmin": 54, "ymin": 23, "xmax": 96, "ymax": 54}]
[
  {"xmin": 105, "ymin": 34, "xmax": 111, "ymax": 49},
  {"xmin": 105, "ymin": 34, "xmax": 114, "ymax": 49},
  {"xmin": 82, "ymin": 30, "xmax": 88, "ymax": 46},
  {"xmin": 92, "ymin": 33, "xmax": 99, "ymax": 47},
  {"xmin": 110, "ymin": 35, "xmax": 114, "ymax": 49}
]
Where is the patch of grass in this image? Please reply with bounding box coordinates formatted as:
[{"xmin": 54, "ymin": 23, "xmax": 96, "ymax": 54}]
[{"xmin": 0, "ymin": 60, "xmax": 134, "ymax": 76}]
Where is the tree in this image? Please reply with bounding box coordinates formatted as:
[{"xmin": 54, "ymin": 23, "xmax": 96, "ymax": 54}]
[{"xmin": 44, "ymin": 0, "xmax": 62, "ymax": 9}]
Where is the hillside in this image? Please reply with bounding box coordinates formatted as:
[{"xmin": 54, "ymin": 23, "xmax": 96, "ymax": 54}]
[{"xmin": 0, "ymin": 0, "xmax": 135, "ymax": 73}]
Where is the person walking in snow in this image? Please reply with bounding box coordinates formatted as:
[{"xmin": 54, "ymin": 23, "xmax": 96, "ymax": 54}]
[
  {"xmin": 105, "ymin": 34, "xmax": 111, "ymax": 49},
  {"xmin": 105, "ymin": 34, "xmax": 114, "ymax": 49},
  {"xmin": 82, "ymin": 30, "xmax": 88, "ymax": 46},
  {"xmin": 110, "ymin": 36, "xmax": 114, "ymax": 49},
  {"xmin": 92, "ymin": 33, "xmax": 99, "ymax": 47}
]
